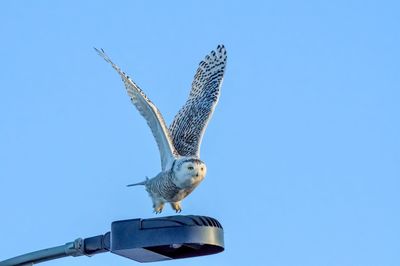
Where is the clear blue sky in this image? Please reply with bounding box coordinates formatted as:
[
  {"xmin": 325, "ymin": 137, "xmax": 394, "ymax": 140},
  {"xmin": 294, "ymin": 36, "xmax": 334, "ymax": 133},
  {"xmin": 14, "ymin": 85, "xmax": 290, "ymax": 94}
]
[{"xmin": 1, "ymin": 1, "xmax": 399, "ymax": 266}]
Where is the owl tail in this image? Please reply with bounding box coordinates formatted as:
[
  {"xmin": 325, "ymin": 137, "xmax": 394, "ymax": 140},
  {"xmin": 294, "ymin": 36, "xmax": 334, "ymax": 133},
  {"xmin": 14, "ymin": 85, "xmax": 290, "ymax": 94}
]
[{"xmin": 127, "ymin": 177, "xmax": 149, "ymax": 187}]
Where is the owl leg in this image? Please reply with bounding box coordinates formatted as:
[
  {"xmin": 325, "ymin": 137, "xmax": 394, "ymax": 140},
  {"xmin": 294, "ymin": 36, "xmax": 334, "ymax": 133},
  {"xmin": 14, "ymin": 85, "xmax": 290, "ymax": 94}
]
[
  {"xmin": 170, "ymin": 202, "xmax": 182, "ymax": 213},
  {"xmin": 153, "ymin": 200, "xmax": 165, "ymax": 214}
]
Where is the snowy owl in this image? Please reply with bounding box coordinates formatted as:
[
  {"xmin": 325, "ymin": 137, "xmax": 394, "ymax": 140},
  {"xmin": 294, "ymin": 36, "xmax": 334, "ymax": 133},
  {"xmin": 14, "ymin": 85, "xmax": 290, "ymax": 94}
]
[{"xmin": 95, "ymin": 45, "xmax": 227, "ymax": 213}]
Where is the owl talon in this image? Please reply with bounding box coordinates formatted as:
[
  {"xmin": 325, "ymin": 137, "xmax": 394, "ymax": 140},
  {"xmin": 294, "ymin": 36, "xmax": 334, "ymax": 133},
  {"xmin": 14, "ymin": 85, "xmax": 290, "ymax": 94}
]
[
  {"xmin": 170, "ymin": 202, "xmax": 182, "ymax": 213},
  {"xmin": 153, "ymin": 202, "xmax": 164, "ymax": 214}
]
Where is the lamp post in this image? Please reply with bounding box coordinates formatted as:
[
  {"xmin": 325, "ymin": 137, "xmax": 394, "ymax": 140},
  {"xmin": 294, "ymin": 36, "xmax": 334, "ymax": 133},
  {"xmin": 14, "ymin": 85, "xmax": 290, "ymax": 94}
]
[{"xmin": 0, "ymin": 215, "xmax": 224, "ymax": 265}]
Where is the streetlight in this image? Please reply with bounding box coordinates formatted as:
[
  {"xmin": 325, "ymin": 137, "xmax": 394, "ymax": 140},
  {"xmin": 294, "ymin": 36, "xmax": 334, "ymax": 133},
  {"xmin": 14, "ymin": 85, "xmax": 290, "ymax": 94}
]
[{"xmin": 0, "ymin": 215, "xmax": 224, "ymax": 265}]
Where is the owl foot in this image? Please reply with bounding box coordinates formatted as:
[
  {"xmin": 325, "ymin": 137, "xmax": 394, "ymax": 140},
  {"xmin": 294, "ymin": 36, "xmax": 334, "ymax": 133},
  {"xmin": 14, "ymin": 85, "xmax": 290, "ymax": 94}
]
[
  {"xmin": 170, "ymin": 202, "xmax": 182, "ymax": 213},
  {"xmin": 153, "ymin": 202, "xmax": 164, "ymax": 214}
]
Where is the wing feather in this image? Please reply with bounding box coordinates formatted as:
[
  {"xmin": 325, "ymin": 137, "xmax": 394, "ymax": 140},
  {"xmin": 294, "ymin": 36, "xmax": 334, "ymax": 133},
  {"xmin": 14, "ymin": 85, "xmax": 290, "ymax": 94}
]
[
  {"xmin": 169, "ymin": 45, "xmax": 227, "ymax": 157},
  {"xmin": 95, "ymin": 48, "xmax": 178, "ymax": 170}
]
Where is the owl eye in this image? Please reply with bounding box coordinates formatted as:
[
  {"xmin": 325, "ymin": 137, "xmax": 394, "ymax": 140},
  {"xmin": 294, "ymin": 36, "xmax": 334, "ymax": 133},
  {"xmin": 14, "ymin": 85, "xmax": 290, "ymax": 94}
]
[
  {"xmin": 188, "ymin": 166, "xmax": 194, "ymax": 170},
  {"xmin": 201, "ymin": 167, "xmax": 204, "ymax": 171}
]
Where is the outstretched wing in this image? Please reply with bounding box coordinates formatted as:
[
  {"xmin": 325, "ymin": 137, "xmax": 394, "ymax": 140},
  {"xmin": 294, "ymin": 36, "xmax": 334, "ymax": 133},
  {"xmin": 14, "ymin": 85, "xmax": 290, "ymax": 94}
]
[
  {"xmin": 95, "ymin": 48, "xmax": 178, "ymax": 171},
  {"xmin": 169, "ymin": 45, "xmax": 227, "ymax": 157}
]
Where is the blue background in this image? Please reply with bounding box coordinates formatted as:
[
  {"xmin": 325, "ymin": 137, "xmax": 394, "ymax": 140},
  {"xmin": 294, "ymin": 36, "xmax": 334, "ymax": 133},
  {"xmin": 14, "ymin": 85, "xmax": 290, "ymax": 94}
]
[{"xmin": 1, "ymin": 1, "xmax": 399, "ymax": 265}]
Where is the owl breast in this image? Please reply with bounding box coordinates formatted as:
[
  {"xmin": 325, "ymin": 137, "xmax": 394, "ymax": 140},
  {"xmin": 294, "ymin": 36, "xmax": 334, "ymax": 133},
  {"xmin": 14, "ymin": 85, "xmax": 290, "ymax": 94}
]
[{"xmin": 145, "ymin": 160, "xmax": 206, "ymax": 203}]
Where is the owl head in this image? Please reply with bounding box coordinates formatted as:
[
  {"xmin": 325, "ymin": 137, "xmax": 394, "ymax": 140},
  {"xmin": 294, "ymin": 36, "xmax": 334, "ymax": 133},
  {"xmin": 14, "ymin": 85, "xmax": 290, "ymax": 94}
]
[{"xmin": 173, "ymin": 157, "xmax": 207, "ymax": 188}]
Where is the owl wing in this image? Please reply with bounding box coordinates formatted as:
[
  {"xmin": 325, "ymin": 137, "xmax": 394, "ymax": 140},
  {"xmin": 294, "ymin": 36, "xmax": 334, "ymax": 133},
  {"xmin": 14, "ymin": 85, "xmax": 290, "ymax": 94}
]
[
  {"xmin": 95, "ymin": 48, "xmax": 178, "ymax": 171},
  {"xmin": 169, "ymin": 45, "xmax": 227, "ymax": 157}
]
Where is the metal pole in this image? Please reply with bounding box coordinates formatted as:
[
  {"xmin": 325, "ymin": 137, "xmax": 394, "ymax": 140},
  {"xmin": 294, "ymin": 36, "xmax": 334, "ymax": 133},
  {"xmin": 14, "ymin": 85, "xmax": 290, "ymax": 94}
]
[{"xmin": 0, "ymin": 238, "xmax": 84, "ymax": 266}]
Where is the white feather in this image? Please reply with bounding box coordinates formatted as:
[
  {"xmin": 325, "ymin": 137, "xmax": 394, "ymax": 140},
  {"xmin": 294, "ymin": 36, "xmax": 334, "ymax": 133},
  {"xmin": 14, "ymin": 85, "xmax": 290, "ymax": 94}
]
[{"xmin": 95, "ymin": 48, "xmax": 178, "ymax": 171}]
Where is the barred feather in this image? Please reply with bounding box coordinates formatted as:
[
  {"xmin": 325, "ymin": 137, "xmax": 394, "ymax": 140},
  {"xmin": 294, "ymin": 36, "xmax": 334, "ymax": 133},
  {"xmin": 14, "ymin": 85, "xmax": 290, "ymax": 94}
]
[{"xmin": 169, "ymin": 45, "xmax": 227, "ymax": 157}]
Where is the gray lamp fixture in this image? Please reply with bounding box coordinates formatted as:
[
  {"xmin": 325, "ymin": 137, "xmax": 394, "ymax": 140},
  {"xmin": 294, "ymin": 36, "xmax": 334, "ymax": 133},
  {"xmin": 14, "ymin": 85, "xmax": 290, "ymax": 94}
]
[{"xmin": 0, "ymin": 215, "xmax": 224, "ymax": 265}]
